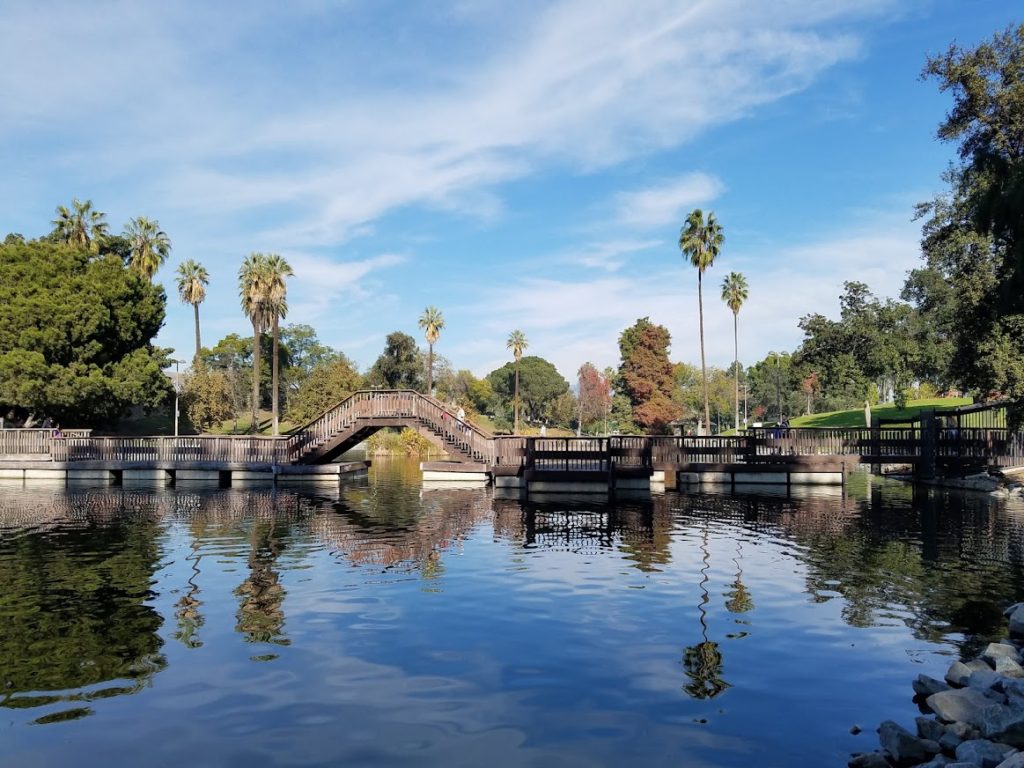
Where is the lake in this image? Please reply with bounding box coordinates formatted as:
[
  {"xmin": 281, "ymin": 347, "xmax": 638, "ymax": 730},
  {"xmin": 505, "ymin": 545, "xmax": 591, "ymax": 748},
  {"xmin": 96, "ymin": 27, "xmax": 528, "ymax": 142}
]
[{"xmin": 2, "ymin": 461, "xmax": 1023, "ymax": 767}]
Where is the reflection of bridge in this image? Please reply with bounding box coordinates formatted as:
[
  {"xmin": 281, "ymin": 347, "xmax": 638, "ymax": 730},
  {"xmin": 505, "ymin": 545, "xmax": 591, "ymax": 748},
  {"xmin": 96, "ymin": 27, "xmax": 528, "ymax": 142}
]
[{"xmin": 1, "ymin": 391, "xmax": 1021, "ymax": 488}]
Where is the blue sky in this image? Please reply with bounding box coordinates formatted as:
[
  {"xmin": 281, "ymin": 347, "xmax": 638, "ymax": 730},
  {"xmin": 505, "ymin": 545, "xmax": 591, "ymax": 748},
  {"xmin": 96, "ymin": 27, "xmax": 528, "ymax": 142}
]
[{"xmin": 0, "ymin": 0, "xmax": 1017, "ymax": 380}]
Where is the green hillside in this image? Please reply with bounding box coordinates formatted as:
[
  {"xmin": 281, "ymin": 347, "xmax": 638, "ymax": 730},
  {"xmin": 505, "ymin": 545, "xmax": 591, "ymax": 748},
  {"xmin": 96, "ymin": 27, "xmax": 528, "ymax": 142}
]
[{"xmin": 788, "ymin": 397, "xmax": 972, "ymax": 428}]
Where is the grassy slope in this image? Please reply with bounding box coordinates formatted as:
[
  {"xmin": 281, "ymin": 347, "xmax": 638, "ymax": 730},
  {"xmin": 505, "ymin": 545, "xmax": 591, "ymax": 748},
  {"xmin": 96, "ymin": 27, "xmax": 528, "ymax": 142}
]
[{"xmin": 789, "ymin": 397, "xmax": 972, "ymax": 428}]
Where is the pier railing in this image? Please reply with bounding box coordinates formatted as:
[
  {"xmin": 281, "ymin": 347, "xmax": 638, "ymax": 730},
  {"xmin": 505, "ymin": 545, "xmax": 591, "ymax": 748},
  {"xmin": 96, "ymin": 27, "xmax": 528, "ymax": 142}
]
[{"xmin": 0, "ymin": 428, "xmax": 92, "ymax": 459}]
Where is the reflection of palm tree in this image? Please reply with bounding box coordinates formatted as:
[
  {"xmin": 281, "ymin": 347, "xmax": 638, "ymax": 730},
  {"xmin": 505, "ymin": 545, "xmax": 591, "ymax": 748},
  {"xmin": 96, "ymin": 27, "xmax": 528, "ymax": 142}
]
[
  {"xmin": 235, "ymin": 520, "xmax": 289, "ymax": 648},
  {"xmin": 724, "ymin": 539, "xmax": 754, "ymax": 614},
  {"xmin": 682, "ymin": 520, "xmax": 729, "ymax": 699},
  {"xmin": 174, "ymin": 536, "xmax": 204, "ymax": 649}
]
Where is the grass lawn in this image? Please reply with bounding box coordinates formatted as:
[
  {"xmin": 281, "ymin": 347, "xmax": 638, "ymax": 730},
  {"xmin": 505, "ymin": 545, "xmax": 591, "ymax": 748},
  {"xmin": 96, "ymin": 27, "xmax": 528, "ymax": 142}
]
[{"xmin": 789, "ymin": 397, "xmax": 972, "ymax": 428}]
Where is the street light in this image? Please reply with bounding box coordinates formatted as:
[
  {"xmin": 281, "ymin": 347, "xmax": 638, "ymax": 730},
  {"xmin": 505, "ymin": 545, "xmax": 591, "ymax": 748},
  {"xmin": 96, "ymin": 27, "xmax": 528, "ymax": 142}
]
[
  {"xmin": 768, "ymin": 352, "xmax": 783, "ymax": 424},
  {"xmin": 172, "ymin": 359, "xmax": 184, "ymax": 437}
]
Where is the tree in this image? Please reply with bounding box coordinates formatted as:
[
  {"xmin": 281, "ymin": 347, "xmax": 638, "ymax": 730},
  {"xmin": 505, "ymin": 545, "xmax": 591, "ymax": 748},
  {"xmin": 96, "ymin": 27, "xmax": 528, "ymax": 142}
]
[
  {"xmin": 617, "ymin": 318, "xmax": 682, "ymax": 433},
  {"xmin": 801, "ymin": 372, "xmax": 820, "ymax": 416},
  {"xmin": 181, "ymin": 367, "xmax": 234, "ymax": 430},
  {"xmin": 721, "ymin": 272, "xmax": 748, "ymax": 429},
  {"xmin": 418, "ymin": 306, "xmax": 445, "ymax": 396},
  {"xmin": 239, "ymin": 253, "xmax": 271, "ymax": 432},
  {"xmin": 487, "ymin": 356, "xmax": 569, "ymax": 425},
  {"xmin": 915, "ymin": 24, "xmax": 1024, "ymax": 422},
  {"xmin": 366, "ymin": 332, "xmax": 423, "ymax": 390},
  {"xmin": 200, "ymin": 333, "xmax": 252, "ymax": 432},
  {"xmin": 287, "ymin": 355, "xmax": 362, "ymax": 424},
  {"xmin": 680, "ymin": 209, "xmax": 724, "ymax": 434},
  {"xmin": 506, "ymin": 330, "xmax": 528, "ymax": 433},
  {"xmin": 577, "ymin": 363, "xmax": 612, "ymax": 435},
  {"xmin": 262, "ymin": 254, "xmax": 293, "ymax": 436},
  {"xmin": 0, "ymin": 241, "xmax": 170, "ymax": 426},
  {"xmin": 51, "ymin": 198, "xmax": 109, "ymax": 251},
  {"xmin": 124, "ymin": 216, "xmax": 171, "ymax": 281},
  {"xmin": 176, "ymin": 260, "xmax": 209, "ymax": 364}
]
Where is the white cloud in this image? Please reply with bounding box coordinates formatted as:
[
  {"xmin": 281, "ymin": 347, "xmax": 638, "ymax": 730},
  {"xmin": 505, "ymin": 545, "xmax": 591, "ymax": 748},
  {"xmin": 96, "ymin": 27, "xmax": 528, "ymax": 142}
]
[{"xmin": 613, "ymin": 173, "xmax": 725, "ymax": 229}]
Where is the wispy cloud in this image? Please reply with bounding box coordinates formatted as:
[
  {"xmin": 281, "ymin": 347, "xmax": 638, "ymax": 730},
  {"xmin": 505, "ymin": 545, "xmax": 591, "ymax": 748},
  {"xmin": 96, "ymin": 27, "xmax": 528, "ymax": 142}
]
[{"xmin": 613, "ymin": 173, "xmax": 725, "ymax": 229}]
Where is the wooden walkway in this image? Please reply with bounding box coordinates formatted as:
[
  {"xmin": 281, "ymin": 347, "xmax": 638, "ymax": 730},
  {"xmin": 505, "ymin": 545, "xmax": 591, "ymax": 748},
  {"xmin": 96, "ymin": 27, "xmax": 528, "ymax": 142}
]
[{"xmin": 2, "ymin": 392, "xmax": 1021, "ymax": 482}]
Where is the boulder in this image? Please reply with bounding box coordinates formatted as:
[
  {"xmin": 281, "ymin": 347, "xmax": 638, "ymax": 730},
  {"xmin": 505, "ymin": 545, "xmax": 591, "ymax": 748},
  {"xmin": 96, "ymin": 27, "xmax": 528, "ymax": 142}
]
[
  {"xmin": 880, "ymin": 720, "xmax": 936, "ymax": 765},
  {"xmin": 917, "ymin": 757, "xmax": 951, "ymax": 767},
  {"xmin": 996, "ymin": 657, "xmax": 1024, "ymax": 679},
  {"xmin": 971, "ymin": 670, "xmax": 1006, "ymax": 692},
  {"xmin": 917, "ymin": 675, "xmax": 952, "ymax": 697},
  {"xmin": 1005, "ymin": 604, "xmax": 1024, "ymax": 620},
  {"xmin": 956, "ymin": 739, "xmax": 1009, "ymax": 768},
  {"xmin": 1004, "ymin": 680, "xmax": 1024, "ymax": 708},
  {"xmin": 918, "ymin": 716, "xmax": 948, "ymax": 742},
  {"xmin": 848, "ymin": 752, "xmax": 891, "ymax": 768},
  {"xmin": 928, "ymin": 688, "xmax": 1000, "ymax": 726},
  {"xmin": 940, "ymin": 730, "xmax": 963, "ymax": 753},
  {"xmin": 984, "ymin": 644, "xmax": 1021, "ymax": 665},
  {"xmin": 1009, "ymin": 605, "xmax": 1024, "ymax": 638},
  {"xmin": 949, "ymin": 722, "xmax": 983, "ymax": 740},
  {"xmin": 996, "ymin": 753, "xmax": 1024, "ymax": 767},
  {"xmin": 982, "ymin": 707, "xmax": 1024, "ymax": 747},
  {"xmin": 948, "ymin": 662, "xmax": 976, "ymax": 688}
]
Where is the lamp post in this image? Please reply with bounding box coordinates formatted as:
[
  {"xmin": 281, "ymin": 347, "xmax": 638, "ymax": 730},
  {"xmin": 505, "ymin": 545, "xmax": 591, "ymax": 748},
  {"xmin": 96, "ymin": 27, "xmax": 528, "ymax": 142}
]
[
  {"xmin": 173, "ymin": 359, "xmax": 183, "ymax": 437},
  {"xmin": 769, "ymin": 352, "xmax": 783, "ymax": 424}
]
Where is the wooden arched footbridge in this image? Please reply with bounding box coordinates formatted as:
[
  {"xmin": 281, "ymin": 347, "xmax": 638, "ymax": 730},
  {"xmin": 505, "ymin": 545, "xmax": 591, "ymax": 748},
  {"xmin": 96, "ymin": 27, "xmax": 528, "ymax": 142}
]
[{"xmin": 0, "ymin": 390, "xmax": 1021, "ymax": 488}]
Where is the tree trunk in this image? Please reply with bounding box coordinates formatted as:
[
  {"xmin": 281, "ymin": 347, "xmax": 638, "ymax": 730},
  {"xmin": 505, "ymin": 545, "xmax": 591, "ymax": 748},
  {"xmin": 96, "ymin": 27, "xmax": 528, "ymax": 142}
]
[
  {"xmin": 733, "ymin": 311, "xmax": 739, "ymax": 431},
  {"xmin": 698, "ymin": 271, "xmax": 709, "ymax": 434},
  {"xmin": 427, "ymin": 342, "xmax": 434, "ymax": 395},
  {"xmin": 251, "ymin": 318, "xmax": 261, "ymax": 434},
  {"xmin": 514, "ymin": 359, "xmax": 520, "ymax": 434},
  {"xmin": 194, "ymin": 302, "xmax": 202, "ymax": 366},
  {"xmin": 272, "ymin": 314, "xmax": 280, "ymax": 436}
]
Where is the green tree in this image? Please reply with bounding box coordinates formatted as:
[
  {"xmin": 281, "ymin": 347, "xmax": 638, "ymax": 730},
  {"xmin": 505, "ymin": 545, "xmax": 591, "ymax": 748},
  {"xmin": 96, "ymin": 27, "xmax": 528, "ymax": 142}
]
[
  {"xmin": 680, "ymin": 209, "xmax": 723, "ymax": 434},
  {"xmin": 618, "ymin": 318, "xmax": 682, "ymax": 433},
  {"xmin": 487, "ymin": 355, "xmax": 569, "ymax": 425},
  {"xmin": 506, "ymin": 330, "xmax": 528, "ymax": 433},
  {"xmin": 51, "ymin": 198, "xmax": 109, "ymax": 251},
  {"xmin": 239, "ymin": 253, "xmax": 271, "ymax": 432},
  {"xmin": 287, "ymin": 355, "xmax": 362, "ymax": 424},
  {"xmin": 124, "ymin": 216, "xmax": 171, "ymax": 281},
  {"xmin": 721, "ymin": 272, "xmax": 748, "ymax": 430},
  {"xmin": 0, "ymin": 241, "xmax": 170, "ymax": 425},
  {"xmin": 366, "ymin": 331, "xmax": 423, "ymax": 390},
  {"xmin": 181, "ymin": 366, "xmax": 234, "ymax": 431},
  {"xmin": 262, "ymin": 254, "xmax": 293, "ymax": 435},
  {"xmin": 418, "ymin": 306, "xmax": 445, "ymax": 395},
  {"xmin": 176, "ymin": 259, "xmax": 209, "ymax": 364}
]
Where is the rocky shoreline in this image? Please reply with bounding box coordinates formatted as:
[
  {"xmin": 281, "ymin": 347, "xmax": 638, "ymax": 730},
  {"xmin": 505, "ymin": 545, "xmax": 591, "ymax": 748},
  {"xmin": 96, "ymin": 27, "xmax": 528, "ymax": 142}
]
[{"xmin": 850, "ymin": 604, "xmax": 1024, "ymax": 767}]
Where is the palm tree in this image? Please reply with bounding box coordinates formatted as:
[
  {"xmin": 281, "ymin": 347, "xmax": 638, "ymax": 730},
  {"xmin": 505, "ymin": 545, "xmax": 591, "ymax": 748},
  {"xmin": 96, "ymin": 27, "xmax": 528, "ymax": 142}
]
[
  {"xmin": 125, "ymin": 216, "xmax": 172, "ymax": 280},
  {"xmin": 721, "ymin": 272, "xmax": 748, "ymax": 431},
  {"xmin": 263, "ymin": 254, "xmax": 293, "ymax": 436},
  {"xmin": 680, "ymin": 209, "xmax": 724, "ymax": 435},
  {"xmin": 51, "ymin": 198, "xmax": 109, "ymax": 250},
  {"xmin": 239, "ymin": 253, "xmax": 271, "ymax": 433},
  {"xmin": 418, "ymin": 306, "xmax": 445, "ymax": 395},
  {"xmin": 506, "ymin": 330, "xmax": 528, "ymax": 433},
  {"xmin": 176, "ymin": 260, "xmax": 210, "ymax": 365}
]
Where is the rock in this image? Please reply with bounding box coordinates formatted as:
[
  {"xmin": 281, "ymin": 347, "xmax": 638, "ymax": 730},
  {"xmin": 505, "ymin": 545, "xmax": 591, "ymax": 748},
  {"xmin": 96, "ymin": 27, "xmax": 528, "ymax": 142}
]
[
  {"xmin": 1004, "ymin": 680, "xmax": 1024, "ymax": 708},
  {"xmin": 917, "ymin": 675, "xmax": 953, "ymax": 697},
  {"xmin": 849, "ymin": 752, "xmax": 892, "ymax": 768},
  {"xmin": 971, "ymin": 670, "xmax": 1006, "ymax": 691},
  {"xmin": 956, "ymin": 739, "xmax": 1009, "ymax": 768},
  {"xmin": 940, "ymin": 730, "xmax": 964, "ymax": 753},
  {"xmin": 982, "ymin": 707, "xmax": 1024, "ymax": 747},
  {"xmin": 950, "ymin": 722, "xmax": 983, "ymax": 740},
  {"xmin": 880, "ymin": 720, "xmax": 936, "ymax": 765},
  {"xmin": 996, "ymin": 657, "xmax": 1024, "ymax": 679},
  {"xmin": 851, "ymin": 724, "xmax": 864, "ymax": 735},
  {"xmin": 917, "ymin": 757, "xmax": 952, "ymax": 767},
  {"xmin": 919, "ymin": 716, "xmax": 948, "ymax": 742},
  {"xmin": 949, "ymin": 661, "xmax": 991, "ymax": 688},
  {"xmin": 1005, "ymin": 604, "xmax": 1024, "ymax": 620},
  {"xmin": 1009, "ymin": 605, "xmax": 1024, "ymax": 637},
  {"xmin": 985, "ymin": 644, "xmax": 1022, "ymax": 665},
  {"xmin": 928, "ymin": 688, "xmax": 1000, "ymax": 726},
  {"xmin": 996, "ymin": 753, "xmax": 1024, "ymax": 767}
]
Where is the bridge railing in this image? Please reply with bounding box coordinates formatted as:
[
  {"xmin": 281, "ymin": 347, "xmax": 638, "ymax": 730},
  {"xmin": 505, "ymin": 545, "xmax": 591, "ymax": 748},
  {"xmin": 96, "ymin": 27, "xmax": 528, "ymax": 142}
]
[
  {"xmin": 0, "ymin": 428, "xmax": 92, "ymax": 459},
  {"xmin": 55, "ymin": 435, "xmax": 290, "ymax": 464},
  {"xmin": 937, "ymin": 427, "xmax": 1024, "ymax": 468}
]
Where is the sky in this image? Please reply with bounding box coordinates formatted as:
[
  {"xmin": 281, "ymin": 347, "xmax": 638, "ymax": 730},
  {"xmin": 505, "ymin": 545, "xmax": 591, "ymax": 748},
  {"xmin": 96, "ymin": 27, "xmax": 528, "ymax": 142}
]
[{"xmin": 0, "ymin": 0, "xmax": 1018, "ymax": 381}]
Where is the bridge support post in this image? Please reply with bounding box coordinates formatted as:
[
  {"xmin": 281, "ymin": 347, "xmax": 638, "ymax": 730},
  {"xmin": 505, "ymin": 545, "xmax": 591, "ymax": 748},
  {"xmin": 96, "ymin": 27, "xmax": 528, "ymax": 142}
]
[{"xmin": 917, "ymin": 411, "xmax": 938, "ymax": 482}]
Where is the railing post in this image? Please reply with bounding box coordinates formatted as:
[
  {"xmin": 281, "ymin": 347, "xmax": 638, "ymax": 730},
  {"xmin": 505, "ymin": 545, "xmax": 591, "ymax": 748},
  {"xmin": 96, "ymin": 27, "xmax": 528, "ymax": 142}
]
[{"xmin": 918, "ymin": 411, "xmax": 938, "ymax": 481}]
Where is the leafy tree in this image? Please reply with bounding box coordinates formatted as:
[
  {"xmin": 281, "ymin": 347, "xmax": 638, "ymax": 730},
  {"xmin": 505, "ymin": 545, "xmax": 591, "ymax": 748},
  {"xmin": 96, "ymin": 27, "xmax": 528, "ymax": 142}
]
[
  {"xmin": 545, "ymin": 391, "xmax": 579, "ymax": 430},
  {"xmin": 51, "ymin": 198, "xmax": 109, "ymax": 251},
  {"xmin": 124, "ymin": 216, "xmax": 171, "ymax": 281},
  {"xmin": 239, "ymin": 253, "xmax": 271, "ymax": 432},
  {"xmin": 618, "ymin": 318, "xmax": 681, "ymax": 433},
  {"xmin": 262, "ymin": 254, "xmax": 293, "ymax": 435},
  {"xmin": 176, "ymin": 259, "xmax": 209, "ymax": 364},
  {"xmin": 181, "ymin": 366, "xmax": 234, "ymax": 430},
  {"xmin": 0, "ymin": 241, "xmax": 170, "ymax": 426},
  {"xmin": 287, "ymin": 354, "xmax": 362, "ymax": 424},
  {"xmin": 680, "ymin": 209, "xmax": 723, "ymax": 433},
  {"xmin": 506, "ymin": 330, "xmax": 528, "ymax": 433},
  {"xmin": 418, "ymin": 306, "xmax": 445, "ymax": 395},
  {"xmin": 577, "ymin": 362, "xmax": 612, "ymax": 434},
  {"xmin": 487, "ymin": 355, "xmax": 569, "ymax": 425},
  {"xmin": 366, "ymin": 331, "xmax": 423, "ymax": 390},
  {"xmin": 721, "ymin": 272, "xmax": 748, "ymax": 429}
]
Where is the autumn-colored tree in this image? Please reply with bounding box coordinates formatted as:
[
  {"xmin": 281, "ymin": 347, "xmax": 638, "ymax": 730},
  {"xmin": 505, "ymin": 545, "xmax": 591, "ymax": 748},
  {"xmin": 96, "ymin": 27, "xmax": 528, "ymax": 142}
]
[
  {"xmin": 618, "ymin": 318, "xmax": 682, "ymax": 433},
  {"xmin": 577, "ymin": 362, "xmax": 612, "ymax": 434},
  {"xmin": 801, "ymin": 372, "xmax": 820, "ymax": 415}
]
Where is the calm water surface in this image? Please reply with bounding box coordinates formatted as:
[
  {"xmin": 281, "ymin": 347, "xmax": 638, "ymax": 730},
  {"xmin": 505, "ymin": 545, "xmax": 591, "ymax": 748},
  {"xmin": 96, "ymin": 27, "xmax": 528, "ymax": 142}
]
[{"xmin": 2, "ymin": 461, "xmax": 1024, "ymax": 767}]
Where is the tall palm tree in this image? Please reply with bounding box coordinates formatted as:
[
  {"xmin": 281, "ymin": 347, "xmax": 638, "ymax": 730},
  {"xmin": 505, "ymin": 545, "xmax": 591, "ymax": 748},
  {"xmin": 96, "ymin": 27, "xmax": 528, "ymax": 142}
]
[
  {"xmin": 125, "ymin": 216, "xmax": 172, "ymax": 280},
  {"xmin": 721, "ymin": 272, "xmax": 748, "ymax": 431},
  {"xmin": 263, "ymin": 254, "xmax": 293, "ymax": 436},
  {"xmin": 239, "ymin": 253, "xmax": 271, "ymax": 433},
  {"xmin": 418, "ymin": 306, "xmax": 445, "ymax": 395},
  {"xmin": 506, "ymin": 330, "xmax": 528, "ymax": 434},
  {"xmin": 52, "ymin": 198, "xmax": 109, "ymax": 250},
  {"xmin": 176, "ymin": 260, "xmax": 210, "ymax": 365},
  {"xmin": 680, "ymin": 209, "xmax": 724, "ymax": 435}
]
